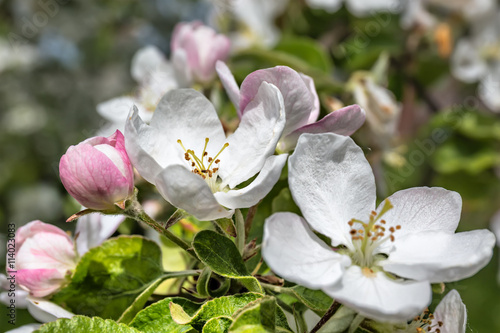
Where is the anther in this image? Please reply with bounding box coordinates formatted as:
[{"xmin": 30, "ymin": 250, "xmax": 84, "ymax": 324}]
[{"xmin": 396, "ymin": 225, "xmax": 401, "ymax": 230}]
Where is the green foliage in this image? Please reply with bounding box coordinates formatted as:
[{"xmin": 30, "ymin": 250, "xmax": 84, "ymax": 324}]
[
  {"xmin": 192, "ymin": 230, "xmax": 263, "ymax": 293},
  {"xmin": 129, "ymin": 297, "xmax": 200, "ymax": 333},
  {"xmin": 34, "ymin": 315, "xmax": 140, "ymax": 333},
  {"xmin": 51, "ymin": 236, "xmax": 163, "ymax": 320}
]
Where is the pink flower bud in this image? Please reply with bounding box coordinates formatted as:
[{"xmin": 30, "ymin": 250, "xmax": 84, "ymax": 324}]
[
  {"xmin": 171, "ymin": 21, "xmax": 231, "ymax": 84},
  {"xmin": 59, "ymin": 130, "xmax": 134, "ymax": 210},
  {"xmin": 13, "ymin": 221, "xmax": 78, "ymax": 298}
]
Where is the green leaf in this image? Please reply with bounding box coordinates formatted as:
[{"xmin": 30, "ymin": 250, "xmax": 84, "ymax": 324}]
[
  {"xmin": 34, "ymin": 315, "xmax": 140, "ymax": 333},
  {"xmin": 117, "ymin": 277, "xmax": 164, "ymax": 324},
  {"xmin": 193, "ymin": 230, "xmax": 263, "ymax": 293},
  {"xmin": 274, "ymin": 36, "xmax": 332, "ymax": 73},
  {"xmin": 202, "ymin": 317, "xmax": 233, "ymax": 333},
  {"xmin": 51, "ymin": 236, "xmax": 163, "ymax": 320},
  {"xmin": 129, "ymin": 297, "xmax": 201, "ymax": 333},
  {"xmin": 170, "ymin": 293, "xmax": 263, "ymax": 331},
  {"xmin": 214, "ymin": 218, "xmax": 237, "ymax": 237},
  {"xmin": 229, "ymin": 296, "xmax": 293, "ymax": 333},
  {"xmin": 316, "ymin": 306, "xmax": 357, "ymax": 333},
  {"xmin": 291, "ymin": 286, "xmax": 333, "ymax": 314}
]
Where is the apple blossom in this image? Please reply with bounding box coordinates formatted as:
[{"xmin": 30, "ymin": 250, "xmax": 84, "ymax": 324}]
[
  {"xmin": 171, "ymin": 21, "xmax": 230, "ymax": 85},
  {"xmin": 13, "ymin": 221, "xmax": 78, "ymax": 298},
  {"xmin": 395, "ymin": 289, "xmax": 466, "ymax": 333},
  {"xmin": 348, "ymin": 72, "xmax": 401, "ymax": 150},
  {"xmin": 262, "ymin": 133, "xmax": 495, "ymax": 322},
  {"xmin": 125, "ymin": 86, "xmax": 287, "ymax": 221},
  {"xmin": 216, "ymin": 62, "xmax": 366, "ymax": 152},
  {"xmin": 9, "ymin": 215, "xmax": 123, "ymax": 299},
  {"xmin": 451, "ymin": 10, "xmax": 500, "ymax": 112},
  {"xmin": 97, "ymin": 45, "xmax": 179, "ymax": 135},
  {"xmin": 59, "ymin": 130, "xmax": 134, "ymax": 211}
]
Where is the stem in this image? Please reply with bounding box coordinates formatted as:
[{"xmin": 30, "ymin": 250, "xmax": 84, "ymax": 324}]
[
  {"xmin": 310, "ymin": 301, "xmax": 342, "ymax": 333},
  {"xmin": 348, "ymin": 314, "xmax": 365, "ymax": 333},
  {"xmin": 131, "ymin": 209, "xmax": 197, "ymax": 260},
  {"xmin": 162, "ymin": 270, "xmax": 200, "ymax": 279},
  {"xmin": 293, "ymin": 305, "xmax": 308, "ymax": 333}
]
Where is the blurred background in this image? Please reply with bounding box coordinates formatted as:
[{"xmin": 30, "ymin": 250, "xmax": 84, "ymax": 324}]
[{"xmin": 1, "ymin": 0, "xmax": 499, "ymax": 331}]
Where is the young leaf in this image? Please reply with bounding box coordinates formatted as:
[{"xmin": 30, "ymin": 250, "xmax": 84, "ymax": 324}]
[
  {"xmin": 34, "ymin": 315, "xmax": 140, "ymax": 333},
  {"xmin": 51, "ymin": 236, "xmax": 163, "ymax": 320},
  {"xmin": 193, "ymin": 230, "xmax": 263, "ymax": 293},
  {"xmin": 170, "ymin": 293, "xmax": 263, "ymax": 331},
  {"xmin": 202, "ymin": 317, "xmax": 233, "ymax": 333},
  {"xmin": 129, "ymin": 297, "xmax": 201, "ymax": 333}
]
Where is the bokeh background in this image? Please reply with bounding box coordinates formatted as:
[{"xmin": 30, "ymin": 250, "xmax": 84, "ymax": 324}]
[{"xmin": 1, "ymin": 0, "xmax": 499, "ymax": 332}]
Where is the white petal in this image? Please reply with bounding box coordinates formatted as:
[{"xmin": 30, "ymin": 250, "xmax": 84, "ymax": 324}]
[
  {"xmin": 262, "ymin": 213, "xmax": 350, "ymax": 289},
  {"xmin": 131, "ymin": 45, "xmax": 168, "ymax": 83},
  {"xmin": 323, "ymin": 266, "xmax": 432, "ymax": 322},
  {"xmin": 289, "ymin": 133, "xmax": 376, "ymax": 248},
  {"xmin": 381, "ymin": 229, "xmax": 495, "ymax": 283},
  {"xmin": 5, "ymin": 324, "xmax": 41, "ymax": 333},
  {"xmin": 490, "ymin": 209, "xmax": 500, "ymax": 247},
  {"xmin": 478, "ymin": 65, "xmax": 500, "ymax": 112},
  {"xmin": 433, "ymin": 290, "xmax": 467, "ymax": 333},
  {"xmin": 451, "ymin": 39, "xmax": 487, "ymax": 83},
  {"xmin": 150, "ymin": 89, "xmax": 227, "ymax": 161},
  {"xmin": 346, "ymin": 0, "xmax": 401, "ymax": 16},
  {"xmin": 26, "ymin": 297, "xmax": 74, "ymax": 323},
  {"xmin": 96, "ymin": 96, "xmax": 137, "ymax": 124},
  {"xmin": 306, "ymin": 0, "xmax": 343, "ymax": 13},
  {"xmin": 377, "ymin": 187, "xmax": 462, "ymax": 239},
  {"xmin": 216, "ymin": 61, "xmax": 241, "ymax": 116},
  {"xmin": 219, "ymin": 82, "xmax": 285, "ymax": 188},
  {"xmin": 124, "ymin": 106, "xmax": 167, "ymax": 183},
  {"xmin": 75, "ymin": 212, "xmax": 125, "ymax": 255},
  {"xmin": 155, "ymin": 165, "xmax": 233, "ymax": 221},
  {"xmin": 299, "ymin": 73, "xmax": 320, "ymax": 124},
  {"xmin": 214, "ymin": 154, "xmax": 287, "ymax": 209}
]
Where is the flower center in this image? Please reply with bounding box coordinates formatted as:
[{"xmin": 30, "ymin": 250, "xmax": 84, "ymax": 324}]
[
  {"xmin": 177, "ymin": 138, "xmax": 229, "ymax": 192},
  {"xmin": 346, "ymin": 199, "xmax": 400, "ymax": 268},
  {"xmin": 406, "ymin": 308, "xmax": 443, "ymax": 333}
]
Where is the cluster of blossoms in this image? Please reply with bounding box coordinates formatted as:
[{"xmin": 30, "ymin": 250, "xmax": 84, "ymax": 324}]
[{"xmin": 5, "ymin": 16, "xmax": 498, "ymax": 333}]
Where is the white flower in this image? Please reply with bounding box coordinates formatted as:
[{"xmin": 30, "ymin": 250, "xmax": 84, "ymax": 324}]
[
  {"xmin": 97, "ymin": 46, "xmax": 179, "ymax": 135},
  {"xmin": 348, "ymin": 73, "xmax": 401, "ymax": 150},
  {"xmin": 125, "ymin": 86, "xmax": 287, "ymax": 221},
  {"xmin": 397, "ymin": 289, "xmax": 467, "ymax": 333},
  {"xmin": 216, "ymin": 0, "xmax": 289, "ymax": 50},
  {"xmin": 306, "ymin": 0, "xmax": 401, "ymax": 17},
  {"xmin": 490, "ymin": 209, "xmax": 500, "ymax": 284},
  {"xmin": 262, "ymin": 133, "xmax": 495, "ymax": 322},
  {"xmin": 451, "ymin": 10, "xmax": 500, "ymax": 112}
]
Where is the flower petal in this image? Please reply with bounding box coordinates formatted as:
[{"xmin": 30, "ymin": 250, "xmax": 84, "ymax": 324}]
[
  {"xmin": 323, "ymin": 266, "xmax": 431, "ymax": 322},
  {"xmin": 214, "ymin": 154, "xmax": 287, "ymax": 209},
  {"xmin": 451, "ymin": 39, "xmax": 487, "ymax": 83},
  {"xmin": 239, "ymin": 66, "xmax": 316, "ymax": 137},
  {"xmin": 434, "ymin": 290, "xmax": 467, "ymax": 333},
  {"xmin": 377, "ymin": 187, "xmax": 462, "ymax": 238},
  {"xmin": 96, "ymin": 96, "xmax": 138, "ymax": 125},
  {"xmin": 289, "ymin": 133, "xmax": 376, "ymax": 248},
  {"xmin": 478, "ymin": 65, "xmax": 500, "ymax": 112},
  {"xmin": 150, "ymin": 89, "xmax": 227, "ymax": 160},
  {"xmin": 262, "ymin": 212, "xmax": 350, "ymax": 289},
  {"xmin": 219, "ymin": 82, "xmax": 285, "ymax": 188},
  {"xmin": 26, "ymin": 296, "xmax": 74, "ymax": 323},
  {"xmin": 277, "ymin": 104, "xmax": 366, "ymax": 152},
  {"xmin": 299, "ymin": 73, "xmax": 320, "ymax": 124},
  {"xmin": 124, "ymin": 106, "xmax": 166, "ymax": 183},
  {"xmin": 75, "ymin": 212, "xmax": 125, "ymax": 255},
  {"xmin": 216, "ymin": 61, "xmax": 241, "ymax": 116},
  {"xmin": 381, "ymin": 229, "xmax": 495, "ymax": 283},
  {"xmin": 154, "ymin": 165, "xmax": 233, "ymax": 221},
  {"xmin": 131, "ymin": 45, "xmax": 168, "ymax": 83},
  {"xmin": 5, "ymin": 324, "xmax": 41, "ymax": 333}
]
